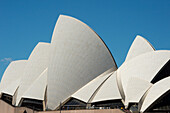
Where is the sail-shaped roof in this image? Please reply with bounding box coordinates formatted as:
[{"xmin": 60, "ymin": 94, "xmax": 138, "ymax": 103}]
[
  {"xmin": 139, "ymin": 77, "xmax": 170, "ymax": 112},
  {"xmin": 117, "ymin": 51, "xmax": 170, "ymax": 101},
  {"xmin": 47, "ymin": 15, "xmax": 117, "ymax": 110},
  {"xmin": 125, "ymin": 35, "xmax": 155, "ymax": 62},
  {"xmin": 21, "ymin": 68, "xmax": 47, "ymax": 101},
  {"xmin": 72, "ymin": 68, "xmax": 114, "ymax": 103},
  {"xmin": 0, "ymin": 60, "xmax": 27, "ymax": 96},
  {"xmin": 91, "ymin": 71, "xmax": 121, "ymax": 103},
  {"xmin": 16, "ymin": 42, "xmax": 50, "ymax": 106}
]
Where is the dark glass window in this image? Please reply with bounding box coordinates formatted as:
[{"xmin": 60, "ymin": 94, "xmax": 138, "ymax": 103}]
[
  {"xmin": 146, "ymin": 90, "xmax": 170, "ymax": 112},
  {"xmin": 91, "ymin": 99, "xmax": 124, "ymax": 109},
  {"xmin": 151, "ymin": 60, "xmax": 170, "ymax": 84},
  {"xmin": 1, "ymin": 93, "xmax": 12, "ymax": 105},
  {"xmin": 20, "ymin": 98, "xmax": 43, "ymax": 111},
  {"xmin": 62, "ymin": 98, "xmax": 86, "ymax": 110}
]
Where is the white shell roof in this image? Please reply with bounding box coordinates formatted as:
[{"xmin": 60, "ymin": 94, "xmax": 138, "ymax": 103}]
[
  {"xmin": 1, "ymin": 15, "xmax": 170, "ymax": 113},
  {"xmin": 21, "ymin": 68, "xmax": 47, "ymax": 101},
  {"xmin": 117, "ymin": 50, "xmax": 170, "ymax": 99},
  {"xmin": 47, "ymin": 15, "xmax": 117, "ymax": 110},
  {"xmin": 91, "ymin": 71, "xmax": 122, "ymax": 103},
  {"xmin": 140, "ymin": 77, "xmax": 170, "ymax": 112},
  {"xmin": 124, "ymin": 77, "xmax": 152, "ymax": 107},
  {"xmin": 0, "ymin": 60, "xmax": 27, "ymax": 96},
  {"xmin": 125, "ymin": 35, "xmax": 155, "ymax": 62},
  {"xmin": 16, "ymin": 42, "xmax": 50, "ymax": 106},
  {"xmin": 1, "ymin": 79, "xmax": 20, "ymax": 96},
  {"xmin": 72, "ymin": 68, "xmax": 114, "ymax": 103}
]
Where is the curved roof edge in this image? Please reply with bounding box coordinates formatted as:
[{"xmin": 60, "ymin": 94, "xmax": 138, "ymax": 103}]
[
  {"xmin": 54, "ymin": 15, "xmax": 118, "ymax": 69},
  {"xmin": 124, "ymin": 77, "xmax": 152, "ymax": 108},
  {"xmin": 118, "ymin": 50, "xmax": 170, "ymax": 96},
  {"xmin": 21, "ymin": 68, "xmax": 47, "ymax": 101},
  {"xmin": 47, "ymin": 14, "xmax": 117, "ymax": 110},
  {"xmin": 1, "ymin": 79, "xmax": 20, "ymax": 96},
  {"xmin": 27, "ymin": 42, "xmax": 50, "ymax": 60},
  {"xmin": 116, "ymin": 69, "xmax": 125, "ymax": 101},
  {"xmin": 0, "ymin": 60, "xmax": 27, "ymax": 96},
  {"xmin": 125, "ymin": 35, "xmax": 155, "ymax": 62},
  {"xmin": 16, "ymin": 42, "xmax": 50, "ymax": 106},
  {"xmin": 151, "ymin": 59, "xmax": 170, "ymax": 83},
  {"xmin": 139, "ymin": 77, "xmax": 170, "ymax": 112},
  {"xmin": 91, "ymin": 71, "xmax": 122, "ymax": 103},
  {"xmin": 71, "ymin": 68, "xmax": 114, "ymax": 103}
]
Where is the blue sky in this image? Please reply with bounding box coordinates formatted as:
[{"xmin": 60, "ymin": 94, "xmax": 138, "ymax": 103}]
[{"xmin": 0, "ymin": 0, "xmax": 170, "ymax": 80}]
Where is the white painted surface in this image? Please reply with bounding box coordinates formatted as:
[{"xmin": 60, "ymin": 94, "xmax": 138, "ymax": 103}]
[
  {"xmin": 47, "ymin": 15, "xmax": 117, "ymax": 110},
  {"xmin": 140, "ymin": 77, "xmax": 170, "ymax": 112},
  {"xmin": 16, "ymin": 42, "xmax": 50, "ymax": 105},
  {"xmin": 117, "ymin": 50, "xmax": 170, "ymax": 99},
  {"xmin": 91, "ymin": 71, "xmax": 122, "ymax": 103},
  {"xmin": 22, "ymin": 68, "xmax": 47, "ymax": 101},
  {"xmin": 0, "ymin": 60, "xmax": 27, "ymax": 96},
  {"xmin": 1, "ymin": 79, "xmax": 20, "ymax": 96},
  {"xmin": 124, "ymin": 77, "xmax": 152, "ymax": 107},
  {"xmin": 125, "ymin": 35, "xmax": 155, "ymax": 62},
  {"xmin": 72, "ymin": 68, "xmax": 113, "ymax": 103}
]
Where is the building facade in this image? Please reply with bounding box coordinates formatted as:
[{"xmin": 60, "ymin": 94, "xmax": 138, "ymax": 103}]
[{"xmin": 0, "ymin": 15, "xmax": 170, "ymax": 113}]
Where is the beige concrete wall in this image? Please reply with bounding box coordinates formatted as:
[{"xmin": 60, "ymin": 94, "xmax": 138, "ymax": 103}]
[
  {"xmin": 0, "ymin": 100, "xmax": 37, "ymax": 113},
  {"xmin": 0, "ymin": 100, "xmax": 124, "ymax": 113},
  {"xmin": 0, "ymin": 100, "xmax": 15, "ymax": 113},
  {"xmin": 15, "ymin": 107, "xmax": 37, "ymax": 113}
]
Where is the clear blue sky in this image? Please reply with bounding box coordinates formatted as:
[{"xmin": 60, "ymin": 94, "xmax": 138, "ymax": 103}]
[{"xmin": 0, "ymin": 0, "xmax": 170, "ymax": 80}]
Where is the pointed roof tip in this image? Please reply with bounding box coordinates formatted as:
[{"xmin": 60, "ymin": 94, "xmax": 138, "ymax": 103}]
[
  {"xmin": 48, "ymin": 14, "xmax": 117, "ymax": 109},
  {"xmin": 125, "ymin": 35, "xmax": 155, "ymax": 62},
  {"xmin": 58, "ymin": 14, "xmax": 66, "ymax": 18},
  {"xmin": 136, "ymin": 35, "xmax": 142, "ymax": 37},
  {"xmin": 59, "ymin": 14, "xmax": 64, "ymax": 16},
  {"xmin": 28, "ymin": 42, "xmax": 50, "ymax": 60},
  {"xmin": 58, "ymin": 14, "xmax": 86, "ymax": 26},
  {"xmin": 135, "ymin": 35, "xmax": 149, "ymax": 43},
  {"xmin": 58, "ymin": 14, "xmax": 92, "ymax": 29},
  {"xmin": 58, "ymin": 14, "xmax": 75, "ymax": 20},
  {"xmin": 135, "ymin": 35, "xmax": 155, "ymax": 50},
  {"xmin": 59, "ymin": 14, "xmax": 77, "ymax": 18},
  {"xmin": 58, "ymin": 14, "xmax": 73, "ymax": 17},
  {"xmin": 37, "ymin": 42, "xmax": 50, "ymax": 45},
  {"xmin": 135, "ymin": 35, "xmax": 145, "ymax": 40},
  {"xmin": 55, "ymin": 14, "xmax": 117, "ymax": 68},
  {"xmin": 136, "ymin": 35, "xmax": 143, "ymax": 38}
]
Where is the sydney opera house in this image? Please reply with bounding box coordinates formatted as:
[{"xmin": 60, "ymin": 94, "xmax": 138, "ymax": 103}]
[{"xmin": 0, "ymin": 15, "xmax": 170, "ymax": 113}]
